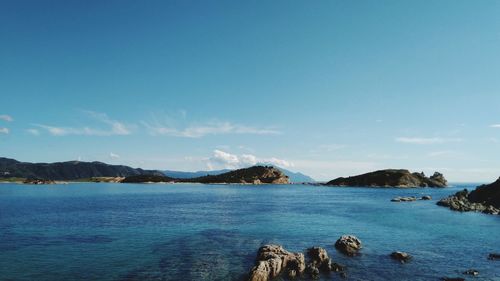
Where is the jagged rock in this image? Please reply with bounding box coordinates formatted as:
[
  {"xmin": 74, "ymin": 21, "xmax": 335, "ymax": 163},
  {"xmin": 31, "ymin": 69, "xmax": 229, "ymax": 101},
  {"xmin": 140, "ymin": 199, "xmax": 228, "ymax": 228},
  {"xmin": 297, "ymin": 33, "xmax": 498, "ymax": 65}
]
[
  {"xmin": 438, "ymin": 182, "xmax": 500, "ymax": 215},
  {"xmin": 335, "ymin": 235, "xmax": 362, "ymax": 256},
  {"xmin": 488, "ymin": 253, "xmax": 500, "ymax": 260},
  {"xmin": 325, "ymin": 169, "xmax": 448, "ymax": 188},
  {"xmin": 331, "ymin": 262, "xmax": 346, "ymax": 272},
  {"xmin": 463, "ymin": 269, "xmax": 479, "ymax": 276},
  {"xmin": 390, "ymin": 251, "xmax": 412, "ymax": 263},
  {"xmin": 430, "ymin": 172, "xmax": 447, "ymax": 186},
  {"xmin": 248, "ymin": 245, "xmax": 305, "ymax": 281},
  {"xmin": 421, "ymin": 195, "xmax": 432, "ymax": 200},
  {"xmin": 307, "ymin": 247, "xmax": 331, "ymax": 271}
]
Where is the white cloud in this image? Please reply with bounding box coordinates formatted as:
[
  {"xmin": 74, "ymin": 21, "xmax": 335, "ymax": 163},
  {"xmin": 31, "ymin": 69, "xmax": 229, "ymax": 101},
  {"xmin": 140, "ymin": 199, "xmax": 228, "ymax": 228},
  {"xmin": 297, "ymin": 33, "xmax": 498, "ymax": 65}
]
[
  {"xmin": 395, "ymin": 137, "xmax": 462, "ymax": 145},
  {"xmin": 206, "ymin": 150, "xmax": 292, "ymax": 170},
  {"xmin": 0, "ymin": 115, "xmax": 13, "ymax": 122},
  {"xmin": 142, "ymin": 121, "xmax": 280, "ymax": 138},
  {"xmin": 490, "ymin": 124, "xmax": 500, "ymax": 128},
  {"xmin": 0, "ymin": 127, "xmax": 9, "ymax": 134},
  {"xmin": 109, "ymin": 152, "xmax": 120, "ymax": 159},
  {"xmin": 35, "ymin": 111, "xmax": 132, "ymax": 136}
]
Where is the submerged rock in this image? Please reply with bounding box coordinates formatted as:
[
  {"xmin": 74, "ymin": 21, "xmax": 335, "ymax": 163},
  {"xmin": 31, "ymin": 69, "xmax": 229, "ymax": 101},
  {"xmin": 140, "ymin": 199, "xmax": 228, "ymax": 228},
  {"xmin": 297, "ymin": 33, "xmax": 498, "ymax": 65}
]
[
  {"xmin": 488, "ymin": 253, "xmax": 500, "ymax": 260},
  {"xmin": 335, "ymin": 235, "xmax": 362, "ymax": 256},
  {"xmin": 442, "ymin": 278, "xmax": 465, "ymax": 281},
  {"xmin": 421, "ymin": 195, "xmax": 432, "ymax": 200},
  {"xmin": 390, "ymin": 251, "xmax": 412, "ymax": 263},
  {"xmin": 325, "ymin": 169, "xmax": 448, "ymax": 188},
  {"xmin": 463, "ymin": 269, "xmax": 479, "ymax": 276},
  {"xmin": 248, "ymin": 245, "xmax": 305, "ymax": 281}
]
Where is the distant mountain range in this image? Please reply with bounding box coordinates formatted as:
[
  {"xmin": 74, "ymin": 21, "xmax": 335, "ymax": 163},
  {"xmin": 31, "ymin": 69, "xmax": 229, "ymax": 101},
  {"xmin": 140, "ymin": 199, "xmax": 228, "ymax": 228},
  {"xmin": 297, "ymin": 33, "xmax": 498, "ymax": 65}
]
[
  {"xmin": 0, "ymin": 157, "xmax": 162, "ymax": 180},
  {"xmin": 0, "ymin": 157, "xmax": 316, "ymax": 183},
  {"xmin": 163, "ymin": 165, "xmax": 315, "ymax": 183}
]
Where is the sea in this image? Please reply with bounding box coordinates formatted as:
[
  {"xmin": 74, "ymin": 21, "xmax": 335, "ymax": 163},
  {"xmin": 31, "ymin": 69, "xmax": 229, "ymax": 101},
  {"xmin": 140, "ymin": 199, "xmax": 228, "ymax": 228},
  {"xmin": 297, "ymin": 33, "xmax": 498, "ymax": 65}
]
[{"xmin": 0, "ymin": 183, "xmax": 499, "ymax": 281}]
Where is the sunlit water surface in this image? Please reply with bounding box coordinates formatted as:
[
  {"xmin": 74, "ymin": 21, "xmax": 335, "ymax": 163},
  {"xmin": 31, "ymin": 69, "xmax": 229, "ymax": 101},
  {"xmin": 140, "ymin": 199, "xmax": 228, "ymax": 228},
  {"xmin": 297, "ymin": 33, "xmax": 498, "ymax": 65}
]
[{"xmin": 0, "ymin": 183, "xmax": 499, "ymax": 281}]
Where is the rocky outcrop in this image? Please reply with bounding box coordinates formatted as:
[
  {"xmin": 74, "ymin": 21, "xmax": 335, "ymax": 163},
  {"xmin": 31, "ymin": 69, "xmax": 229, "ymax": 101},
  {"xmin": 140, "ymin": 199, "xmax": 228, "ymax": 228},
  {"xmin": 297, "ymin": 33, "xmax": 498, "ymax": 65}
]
[
  {"xmin": 248, "ymin": 245, "xmax": 305, "ymax": 281},
  {"xmin": 187, "ymin": 166, "xmax": 289, "ymax": 184},
  {"xmin": 335, "ymin": 235, "xmax": 362, "ymax": 256},
  {"xmin": 390, "ymin": 251, "xmax": 412, "ymax": 263},
  {"xmin": 437, "ymin": 178, "xmax": 500, "ymax": 215},
  {"xmin": 306, "ymin": 247, "xmax": 332, "ymax": 276},
  {"xmin": 325, "ymin": 169, "xmax": 447, "ymax": 188},
  {"xmin": 248, "ymin": 244, "xmax": 346, "ymax": 281}
]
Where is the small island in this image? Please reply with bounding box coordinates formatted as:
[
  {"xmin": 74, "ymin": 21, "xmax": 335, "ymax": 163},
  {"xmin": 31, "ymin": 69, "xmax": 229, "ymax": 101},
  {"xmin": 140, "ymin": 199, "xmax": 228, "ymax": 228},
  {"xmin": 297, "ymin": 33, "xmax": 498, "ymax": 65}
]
[{"xmin": 325, "ymin": 169, "xmax": 447, "ymax": 188}]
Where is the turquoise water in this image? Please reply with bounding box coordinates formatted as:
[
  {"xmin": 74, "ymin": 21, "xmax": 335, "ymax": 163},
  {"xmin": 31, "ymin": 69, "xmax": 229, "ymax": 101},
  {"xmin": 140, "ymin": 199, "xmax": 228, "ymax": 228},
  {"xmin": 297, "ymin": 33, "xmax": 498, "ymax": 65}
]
[{"xmin": 0, "ymin": 183, "xmax": 499, "ymax": 281}]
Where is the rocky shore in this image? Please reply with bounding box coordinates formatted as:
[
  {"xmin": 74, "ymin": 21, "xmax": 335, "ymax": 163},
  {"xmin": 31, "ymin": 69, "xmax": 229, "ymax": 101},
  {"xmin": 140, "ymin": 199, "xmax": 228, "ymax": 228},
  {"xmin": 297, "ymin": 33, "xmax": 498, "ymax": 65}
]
[
  {"xmin": 437, "ymin": 178, "xmax": 500, "ymax": 215},
  {"xmin": 325, "ymin": 169, "xmax": 447, "ymax": 188}
]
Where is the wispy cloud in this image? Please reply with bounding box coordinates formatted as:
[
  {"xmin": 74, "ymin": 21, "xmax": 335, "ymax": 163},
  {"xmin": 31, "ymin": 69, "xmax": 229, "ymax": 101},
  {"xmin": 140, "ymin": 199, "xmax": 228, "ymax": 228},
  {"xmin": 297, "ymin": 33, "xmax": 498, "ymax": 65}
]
[
  {"xmin": 0, "ymin": 115, "xmax": 13, "ymax": 122},
  {"xmin": 206, "ymin": 149, "xmax": 293, "ymax": 170},
  {"xmin": 490, "ymin": 124, "xmax": 500, "ymax": 128},
  {"xmin": 34, "ymin": 111, "xmax": 132, "ymax": 136},
  {"xmin": 26, "ymin": 129, "xmax": 40, "ymax": 136},
  {"xmin": 395, "ymin": 137, "xmax": 462, "ymax": 145},
  {"xmin": 0, "ymin": 127, "xmax": 9, "ymax": 134},
  {"xmin": 426, "ymin": 150, "xmax": 457, "ymax": 158},
  {"xmin": 142, "ymin": 121, "xmax": 280, "ymax": 138},
  {"xmin": 109, "ymin": 152, "xmax": 120, "ymax": 159}
]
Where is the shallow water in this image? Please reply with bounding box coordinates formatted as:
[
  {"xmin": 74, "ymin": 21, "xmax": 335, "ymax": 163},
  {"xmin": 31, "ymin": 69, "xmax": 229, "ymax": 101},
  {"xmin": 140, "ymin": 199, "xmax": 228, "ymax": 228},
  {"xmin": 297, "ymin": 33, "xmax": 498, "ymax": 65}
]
[{"xmin": 0, "ymin": 183, "xmax": 499, "ymax": 281}]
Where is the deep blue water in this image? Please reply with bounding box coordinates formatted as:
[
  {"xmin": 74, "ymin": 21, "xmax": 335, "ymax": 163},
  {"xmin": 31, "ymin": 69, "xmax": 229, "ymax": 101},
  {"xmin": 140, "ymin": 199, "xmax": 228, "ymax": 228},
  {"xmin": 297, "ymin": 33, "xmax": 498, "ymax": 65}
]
[{"xmin": 0, "ymin": 183, "xmax": 499, "ymax": 281}]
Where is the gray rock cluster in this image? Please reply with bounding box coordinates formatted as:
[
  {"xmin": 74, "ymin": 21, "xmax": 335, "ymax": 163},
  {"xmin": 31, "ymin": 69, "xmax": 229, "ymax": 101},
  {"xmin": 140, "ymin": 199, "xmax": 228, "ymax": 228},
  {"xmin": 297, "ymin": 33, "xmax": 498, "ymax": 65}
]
[
  {"xmin": 248, "ymin": 244, "xmax": 347, "ymax": 281},
  {"xmin": 391, "ymin": 195, "xmax": 432, "ymax": 202},
  {"xmin": 437, "ymin": 189, "xmax": 500, "ymax": 215},
  {"xmin": 248, "ymin": 245, "xmax": 305, "ymax": 281},
  {"xmin": 334, "ymin": 235, "xmax": 362, "ymax": 256},
  {"xmin": 390, "ymin": 251, "xmax": 412, "ymax": 263}
]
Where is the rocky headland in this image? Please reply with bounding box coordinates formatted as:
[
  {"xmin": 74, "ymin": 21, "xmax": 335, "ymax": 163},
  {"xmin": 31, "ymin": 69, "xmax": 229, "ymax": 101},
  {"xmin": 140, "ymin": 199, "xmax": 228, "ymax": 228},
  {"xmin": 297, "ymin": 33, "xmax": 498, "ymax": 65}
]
[
  {"xmin": 325, "ymin": 169, "xmax": 447, "ymax": 188},
  {"xmin": 437, "ymin": 178, "xmax": 500, "ymax": 215}
]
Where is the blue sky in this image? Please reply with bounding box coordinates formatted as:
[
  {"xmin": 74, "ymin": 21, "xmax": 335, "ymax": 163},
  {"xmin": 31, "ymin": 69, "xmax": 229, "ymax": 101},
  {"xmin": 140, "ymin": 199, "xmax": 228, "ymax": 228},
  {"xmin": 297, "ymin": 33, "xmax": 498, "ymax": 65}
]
[{"xmin": 1, "ymin": 0, "xmax": 500, "ymax": 182}]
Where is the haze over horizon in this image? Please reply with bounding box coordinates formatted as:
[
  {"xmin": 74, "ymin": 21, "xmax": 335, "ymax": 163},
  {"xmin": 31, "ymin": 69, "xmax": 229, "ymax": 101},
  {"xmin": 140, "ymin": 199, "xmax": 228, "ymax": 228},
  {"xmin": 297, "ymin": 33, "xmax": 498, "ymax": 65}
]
[{"xmin": 1, "ymin": 0, "xmax": 500, "ymax": 182}]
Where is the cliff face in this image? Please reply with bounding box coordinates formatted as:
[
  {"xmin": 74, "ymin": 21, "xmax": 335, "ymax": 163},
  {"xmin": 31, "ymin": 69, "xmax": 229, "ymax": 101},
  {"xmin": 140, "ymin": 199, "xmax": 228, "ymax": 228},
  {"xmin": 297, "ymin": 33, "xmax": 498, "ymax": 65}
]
[
  {"xmin": 0, "ymin": 157, "xmax": 163, "ymax": 180},
  {"xmin": 325, "ymin": 169, "xmax": 447, "ymax": 188},
  {"xmin": 186, "ymin": 166, "xmax": 289, "ymax": 184}
]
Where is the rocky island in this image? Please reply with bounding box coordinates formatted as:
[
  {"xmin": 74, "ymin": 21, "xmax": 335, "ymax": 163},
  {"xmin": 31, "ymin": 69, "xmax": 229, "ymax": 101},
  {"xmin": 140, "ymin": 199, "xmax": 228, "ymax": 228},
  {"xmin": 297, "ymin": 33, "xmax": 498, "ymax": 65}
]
[
  {"xmin": 119, "ymin": 166, "xmax": 290, "ymax": 184},
  {"xmin": 437, "ymin": 177, "xmax": 500, "ymax": 215},
  {"xmin": 325, "ymin": 169, "xmax": 447, "ymax": 188},
  {"xmin": 183, "ymin": 166, "xmax": 289, "ymax": 184}
]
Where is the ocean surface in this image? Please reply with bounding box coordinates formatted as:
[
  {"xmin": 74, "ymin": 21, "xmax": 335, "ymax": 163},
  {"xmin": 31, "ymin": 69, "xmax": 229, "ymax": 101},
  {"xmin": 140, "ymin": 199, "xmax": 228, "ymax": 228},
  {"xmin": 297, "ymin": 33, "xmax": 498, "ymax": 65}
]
[{"xmin": 0, "ymin": 183, "xmax": 499, "ymax": 281}]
